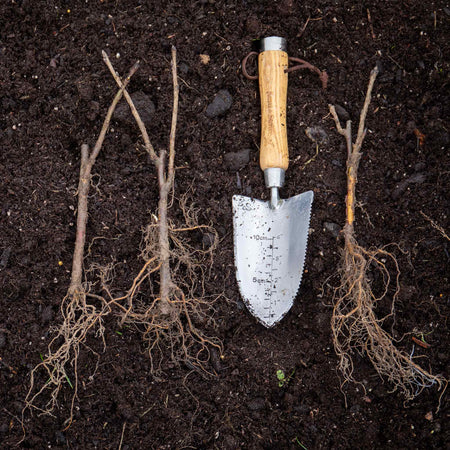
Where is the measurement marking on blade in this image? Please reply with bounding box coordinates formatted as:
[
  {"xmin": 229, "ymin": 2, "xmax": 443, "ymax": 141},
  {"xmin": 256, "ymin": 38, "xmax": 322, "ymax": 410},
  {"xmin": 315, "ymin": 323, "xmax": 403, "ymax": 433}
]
[
  {"xmin": 263, "ymin": 236, "xmax": 276, "ymax": 320},
  {"xmin": 252, "ymin": 234, "xmax": 272, "ymax": 241}
]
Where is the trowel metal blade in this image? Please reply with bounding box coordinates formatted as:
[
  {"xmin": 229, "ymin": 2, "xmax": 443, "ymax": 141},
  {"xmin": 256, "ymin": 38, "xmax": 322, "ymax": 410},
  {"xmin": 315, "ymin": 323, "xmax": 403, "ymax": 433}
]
[{"xmin": 232, "ymin": 191, "xmax": 313, "ymax": 327}]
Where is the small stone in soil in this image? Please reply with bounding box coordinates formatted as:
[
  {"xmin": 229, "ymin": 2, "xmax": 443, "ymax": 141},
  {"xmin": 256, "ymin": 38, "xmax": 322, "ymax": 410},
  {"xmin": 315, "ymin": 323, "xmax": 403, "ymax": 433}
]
[
  {"xmin": 400, "ymin": 285, "xmax": 417, "ymax": 301},
  {"xmin": 247, "ymin": 397, "xmax": 265, "ymax": 411},
  {"xmin": 406, "ymin": 120, "xmax": 417, "ymax": 133},
  {"xmin": 55, "ymin": 431, "xmax": 66, "ymax": 445},
  {"xmin": 334, "ymin": 104, "xmax": 350, "ymax": 122},
  {"xmin": 0, "ymin": 247, "xmax": 11, "ymax": 270},
  {"xmin": 120, "ymin": 166, "xmax": 133, "ymax": 176},
  {"xmin": 119, "ymin": 404, "xmax": 134, "ymax": 420},
  {"xmin": 121, "ymin": 133, "xmax": 133, "ymax": 148},
  {"xmin": 236, "ymin": 172, "xmax": 242, "ymax": 189},
  {"xmin": 311, "ymin": 257, "xmax": 324, "ymax": 273},
  {"xmin": 114, "ymin": 91, "xmax": 155, "ymax": 128},
  {"xmin": 2, "ymin": 97, "xmax": 17, "ymax": 111},
  {"xmin": 278, "ymin": 0, "xmax": 294, "ymax": 16},
  {"xmin": 414, "ymin": 162, "xmax": 426, "ymax": 172},
  {"xmin": 434, "ymin": 130, "xmax": 450, "ymax": 148},
  {"xmin": 236, "ymin": 298, "xmax": 245, "ymax": 310},
  {"xmin": 210, "ymin": 347, "xmax": 222, "ymax": 372},
  {"xmin": 245, "ymin": 16, "xmax": 260, "ymax": 34},
  {"xmin": 305, "ymin": 126, "xmax": 328, "ymax": 144},
  {"xmin": 391, "ymin": 173, "xmax": 426, "ymax": 200},
  {"xmin": 323, "ymin": 221, "xmax": 341, "ymax": 238},
  {"xmin": 76, "ymin": 79, "xmax": 93, "ymax": 101},
  {"xmin": 350, "ymin": 404, "xmax": 361, "ymax": 413},
  {"xmin": 205, "ymin": 89, "xmax": 233, "ymax": 118},
  {"xmin": 178, "ymin": 62, "xmax": 189, "ymax": 75},
  {"xmin": 87, "ymin": 101, "xmax": 100, "ymax": 121},
  {"xmin": 294, "ymin": 403, "xmax": 310, "ymax": 414},
  {"xmin": 223, "ymin": 435, "xmax": 239, "ymax": 449},
  {"xmin": 224, "ymin": 149, "xmax": 250, "ymax": 171}
]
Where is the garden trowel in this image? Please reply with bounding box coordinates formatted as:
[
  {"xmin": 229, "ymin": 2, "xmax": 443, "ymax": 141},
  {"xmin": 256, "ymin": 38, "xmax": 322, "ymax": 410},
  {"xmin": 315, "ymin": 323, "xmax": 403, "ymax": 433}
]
[{"xmin": 233, "ymin": 37, "xmax": 313, "ymax": 327}]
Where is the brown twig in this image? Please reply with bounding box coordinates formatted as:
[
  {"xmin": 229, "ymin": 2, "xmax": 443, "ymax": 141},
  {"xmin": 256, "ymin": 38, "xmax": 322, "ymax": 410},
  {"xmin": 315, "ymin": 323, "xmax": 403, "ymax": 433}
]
[
  {"xmin": 412, "ymin": 336, "xmax": 431, "ymax": 349},
  {"xmin": 102, "ymin": 51, "xmax": 158, "ymax": 162},
  {"xmin": 118, "ymin": 422, "xmax": 127, "ymax": 450},
  {"xmin": 297, "ymin": 14, "xmax": 328, "ymax": 38},
  {"xmin": 329, "ymin": 66, "xmax": 377, "ymax": 229},
  {"xmin": 297, "ymin": 17, "xmax": 311, "ymax": 38},
  {"xmin": 367, "ymin": 9, "xmax": 376, "ymax": 40},
  {"xmin": 69, "ymin": 60, "xmax": 139, "ymax": 295},
  {"xmin": 158, "ymin": 46, "xmax": 179, "ymax": 313},
  {"xmin": 0, "ymin": 356, "xmax": 17, "ymax": 374},
  {"xmin": 103, "ymin": 47, "xmax": 179, "ymax": 314}
]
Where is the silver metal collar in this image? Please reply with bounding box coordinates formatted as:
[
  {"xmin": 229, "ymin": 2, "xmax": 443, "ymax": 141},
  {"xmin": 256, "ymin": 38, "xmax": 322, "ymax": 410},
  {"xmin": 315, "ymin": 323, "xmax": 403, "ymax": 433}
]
[{"xmin": 260, "ymin": 36, "xmax": 287, "ymax": 52}]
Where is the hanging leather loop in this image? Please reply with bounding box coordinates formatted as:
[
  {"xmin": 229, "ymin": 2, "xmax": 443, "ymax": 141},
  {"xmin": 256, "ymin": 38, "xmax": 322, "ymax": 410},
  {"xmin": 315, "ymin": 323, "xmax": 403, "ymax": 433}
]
[
  {"xmin": 241, "ymin": 51, "xmax": 258, "ymax": 80},
  {"xmin": 286, "ymin": 56, "xmax": 328, "ymax": 89},
  {"xmin": 242, "ymin": 51, "xmax": 328, "ymax": 89}
]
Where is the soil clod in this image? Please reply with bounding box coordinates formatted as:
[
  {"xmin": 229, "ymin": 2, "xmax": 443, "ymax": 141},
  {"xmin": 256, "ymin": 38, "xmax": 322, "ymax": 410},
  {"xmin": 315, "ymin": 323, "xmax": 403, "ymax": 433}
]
[
  {"xmin": 114, "ymin": 91, "xmax": 155, "ymax": 127},
  {"xmin": 205, "ymin": 89, "xmax": 233, "ymax": 118},
  {"xmin": 224, "ymin": 149, "xmax": 250, "ymax": 171}
]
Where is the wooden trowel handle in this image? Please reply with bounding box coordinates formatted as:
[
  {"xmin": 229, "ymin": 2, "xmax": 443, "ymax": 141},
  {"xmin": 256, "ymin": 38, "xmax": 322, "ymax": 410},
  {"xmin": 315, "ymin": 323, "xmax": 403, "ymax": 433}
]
[{"xmin": 259, "ymin": 46, "xmax": 289, "ymax": 172}]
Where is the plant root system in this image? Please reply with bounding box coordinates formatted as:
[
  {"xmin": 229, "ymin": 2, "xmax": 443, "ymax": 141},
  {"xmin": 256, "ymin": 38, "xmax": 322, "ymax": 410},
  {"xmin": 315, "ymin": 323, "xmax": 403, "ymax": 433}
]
[
  {"xmin": 108, "ymin": 198, "xmax": 222, "ymax": 376},
  {"xmin": 329, "ymin": 67, "xmax": 446, "ymax": 403}
]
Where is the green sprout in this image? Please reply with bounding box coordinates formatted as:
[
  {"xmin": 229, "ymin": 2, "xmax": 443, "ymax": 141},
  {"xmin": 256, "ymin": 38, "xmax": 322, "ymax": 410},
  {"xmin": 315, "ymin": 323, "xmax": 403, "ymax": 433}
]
[
  {"xmin": 295, "ymin": 437, "xmax": 308, "ymax": 450},
  {"xmin": 115, "ymin": 325, "xmax": 129, "ymax": 336},
  {"xmin": 276, "ymin": 368, "xmax": 295, "ymax": 388},
  {"xmin": 276, "ymin": 369, "xmax": 286, "ymax": 387},
  {"xmin": 65, "ymin": 373, "xmax": 73, "ymax": 389},
  {"xmin": 413, "ymin": 329, "xmax": 433, "ymax": 348},
  {"xmin": 420, "ymin": 330, "xmax": 432, "ymax": 343}
]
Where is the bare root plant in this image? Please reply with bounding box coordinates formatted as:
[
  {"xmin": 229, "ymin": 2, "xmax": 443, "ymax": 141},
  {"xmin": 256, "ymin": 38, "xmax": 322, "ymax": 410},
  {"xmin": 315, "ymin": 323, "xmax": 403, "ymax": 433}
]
[
  {"xmin": 24, "ymin": 59, "xmax": 140, "ymax": 425},
  {"xmin": 24, "ymin": 47, "xmax": 222, "ymax": 428},
  {"xmin": 102, "ymin": 47, "xmax": 223, "ymax": 376},
  {"xmin": 329, "ymin": 66, "xmax": 446, "ymax": 402}
]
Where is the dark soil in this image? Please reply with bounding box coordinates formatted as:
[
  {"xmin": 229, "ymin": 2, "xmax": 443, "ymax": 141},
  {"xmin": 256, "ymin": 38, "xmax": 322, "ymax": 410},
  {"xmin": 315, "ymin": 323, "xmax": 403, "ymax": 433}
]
[{"xmin": 1, "ymin": 1, "xmax": 449, "ymax": 448}]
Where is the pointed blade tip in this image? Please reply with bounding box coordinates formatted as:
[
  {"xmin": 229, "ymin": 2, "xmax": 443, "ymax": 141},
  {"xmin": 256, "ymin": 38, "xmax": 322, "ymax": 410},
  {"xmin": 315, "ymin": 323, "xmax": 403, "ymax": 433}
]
[{"xmin": 259, "ymin": 318, "xmax": 282, "ymax": 328}]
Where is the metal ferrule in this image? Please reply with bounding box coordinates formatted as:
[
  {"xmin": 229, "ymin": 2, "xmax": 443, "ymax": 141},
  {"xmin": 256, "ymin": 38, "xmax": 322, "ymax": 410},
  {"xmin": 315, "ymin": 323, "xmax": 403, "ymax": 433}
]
[
  {"xmin": 264, "ymin": 168, "xmax": 285, "ymax": 209},
  {"xmin": 264, "ymin": 168, "xmax": 285, "ymax": 189},
  {"xmin": 260, "ymin": 36, "xmax": 287, "ymax": 53}
]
